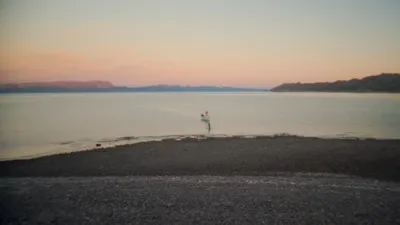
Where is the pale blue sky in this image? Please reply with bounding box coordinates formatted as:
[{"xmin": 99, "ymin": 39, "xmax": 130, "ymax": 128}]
[{"xmin": 1, "ymin": 0, "xmax": 399, "ymax": 87}]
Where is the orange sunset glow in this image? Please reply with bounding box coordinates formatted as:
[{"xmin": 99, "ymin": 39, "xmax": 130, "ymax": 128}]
[{"xmin": 1, "ymin": 0, "xmax": 399, "ymax": 88}]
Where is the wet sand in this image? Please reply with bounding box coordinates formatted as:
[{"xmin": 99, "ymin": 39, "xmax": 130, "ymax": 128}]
[{"xmin": 1, "ymin": 136, "xmax": 399, "ymax": 182}]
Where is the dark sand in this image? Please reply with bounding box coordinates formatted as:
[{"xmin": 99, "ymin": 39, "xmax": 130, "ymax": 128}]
[{"xmin": 1, "ymin": 136, "xmax": 399, "ymax": 181}]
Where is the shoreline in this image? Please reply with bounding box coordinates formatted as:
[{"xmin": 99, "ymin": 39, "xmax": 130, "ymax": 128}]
[
  {"xmin": 1, "ymin": 135, "xmax": 399, "ymax": 182},
  {"xmin": 2, "ymin": 133, "xmax": 399, "ymax": 162}
]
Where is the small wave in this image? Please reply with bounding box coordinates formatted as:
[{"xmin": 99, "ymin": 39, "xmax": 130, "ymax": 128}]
[
  {"xmin": 99, "ymin": 136, "xmax": 138, "ymax": 143},
  {"xmin": 59, "ymin": 141, "xmax": 74, "ymax": 145}
]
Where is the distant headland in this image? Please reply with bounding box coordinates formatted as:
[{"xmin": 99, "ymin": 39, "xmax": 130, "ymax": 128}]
[
  {"xmin": 270, "ymin": 73, "xmax": 400, "ymax": 93},
  {"xmin": 0, "ymin": 81, "xmax": 262, "ymax": 93}
]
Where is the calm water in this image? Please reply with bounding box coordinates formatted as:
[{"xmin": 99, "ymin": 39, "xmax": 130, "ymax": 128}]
[{"xmin": 1, "ymin": 92, "xmax": 399, "ymax": 159}]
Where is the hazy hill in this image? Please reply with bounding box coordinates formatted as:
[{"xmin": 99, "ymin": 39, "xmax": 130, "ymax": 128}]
[
  {"xmin": 0, "ymin": 82, "xmax": 262, "ymax": 93},
  {"xmin": 1, "ymin": 81, "xmax": 114, "ymax": 89},
  {"xmin": 270, "ymin": 73, "xmax": 400, "ymax": 93},
  {"xmin": 127, "ymin": 85, "xmax": 261, "ymax": 92}
]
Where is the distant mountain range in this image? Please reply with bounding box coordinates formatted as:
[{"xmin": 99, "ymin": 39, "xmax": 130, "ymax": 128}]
[
  {"xmin": 1, "ymin": 81, "xmax": 114, "ymax": 89},
  {"xmin": 0, "ymin": 81, "xmax": 262, "ymax": 93},
  {"xmin": 4, "ymin": 73, "xmax": 398, "ymax": 93},
  {"xmin": 270, "ymin": 73, "xmax": 400, "ymax": 93}
]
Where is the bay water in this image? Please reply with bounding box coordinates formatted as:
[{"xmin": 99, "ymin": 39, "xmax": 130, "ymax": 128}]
[{"xmin": 1, "ymin": 92, "xmax": 399, "ymax": 159}]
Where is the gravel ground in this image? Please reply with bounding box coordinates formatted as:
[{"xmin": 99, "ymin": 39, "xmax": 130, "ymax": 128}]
[
  {"xmin": 1, "ymin": 136, "xmax": 400, "ymax": 224},
  {"xmin": 1, "ymin": 175, "xmax": 400, "ymax": 225}
]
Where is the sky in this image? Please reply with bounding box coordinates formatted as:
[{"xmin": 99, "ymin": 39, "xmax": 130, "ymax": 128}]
[{"xmin": 0, "ymin": 0, "xmax": 399, "ymax": 88}]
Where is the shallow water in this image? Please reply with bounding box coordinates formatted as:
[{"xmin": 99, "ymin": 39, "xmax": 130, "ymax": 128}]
[{"xmin": 0, "ymin": 92, "xmax": 399, "ymax": 159}]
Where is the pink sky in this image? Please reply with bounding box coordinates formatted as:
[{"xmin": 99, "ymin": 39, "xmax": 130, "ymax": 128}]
[{"xmin": 1, "ymin": 1, "xmax": 399, "ymax": 88}]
